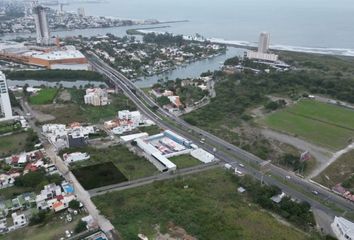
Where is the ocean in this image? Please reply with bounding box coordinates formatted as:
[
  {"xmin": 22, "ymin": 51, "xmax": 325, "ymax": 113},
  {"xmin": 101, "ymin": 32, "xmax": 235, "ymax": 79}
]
[
  {"xmin": 3, "ymin": 0, "xmax": 354, "ymax": 86},
  {"xmin": 64, "ymin": 0, "xmax": 354, "ymax": 49}
]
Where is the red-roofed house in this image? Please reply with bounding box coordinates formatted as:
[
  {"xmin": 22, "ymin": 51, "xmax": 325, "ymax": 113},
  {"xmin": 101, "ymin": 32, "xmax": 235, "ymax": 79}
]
[
  {"xmin": 24, "ymin": 163, "xmax": 38, "ymax": 173},
  {"xmin": 333, "ymin": 184, "xmax": 346, "ymax": 195},
  {"xmin": 168, "ymin": 96, "xmax": 182, "ymax": 108},
  {"xmin": 53, "ymin": 201, "xmax": 65, "ymax": 212},
  {"xmin": 56, "ymin": 195, "xmax": 64, "ymax": 201},
  {"xmin": 11, "ymin": 156, "xmax": 19, "ymax": 165},
  {"xmin": 34, "ymin": 151, "xmax": 44, "ymax": 161}
]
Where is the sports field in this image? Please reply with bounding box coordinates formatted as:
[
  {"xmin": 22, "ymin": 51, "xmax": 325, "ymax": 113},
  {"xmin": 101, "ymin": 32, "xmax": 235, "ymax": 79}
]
[
  {"xmin": 29, "ymin": 88, "xmax": 58, "ymax": 105},
  {"xmin": 264, "ymin": 100, "xmax": 354, "ymax": 150}
]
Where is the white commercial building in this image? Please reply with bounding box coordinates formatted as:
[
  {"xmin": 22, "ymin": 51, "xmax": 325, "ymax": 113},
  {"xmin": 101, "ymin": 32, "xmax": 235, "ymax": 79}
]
[
  {"xmin": 120, "ymin": 132, "xmax": 149, "ymax": 142},
  {"xmin": 84, "ymin": 88, "xmax": 108, "ymax": 106},
  {"xmin": 0, "ymin": 71, "xmax": 13, "ymax": 120},
  {"xmin": 246, "ymin": 51, "xmax": 279, "ymax": 62},
  {"xmin": 332, "ymin": 216, "xmax": 354, "ymax": 240},
  {"xmin": 136, "ymin": 138, "xmax": 177, "ymax": 172},
  {"xmin": 135, "ymin": 130, "xmax": 201, "ymax": 172},
  {"xmin": 258, "ymin": 32, "xmax": 270, "ymax": 53},
  {"xmin": 190, "ymin": 148, "xmax": 215, "ymax": 163}
]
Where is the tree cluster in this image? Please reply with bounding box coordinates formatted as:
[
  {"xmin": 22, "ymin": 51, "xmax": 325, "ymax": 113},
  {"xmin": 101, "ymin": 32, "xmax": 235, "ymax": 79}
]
[
  {"xmin": 5, "ymin": 70, "xmax": 104, "ymax": 82},
  {"xmin": 238, "ymin": 175, "xmax": 314, "ymax": 231},
  {"xmin": 14, "ymin": 170, "xmax": 62, "ymax": 192},
  {"xmin": 279, "ymin": 154, "xmax": 307, "ymax": 172},
  {"xmin": 143, "ymin": 32, "xmax": 184, "ymax": 46}
]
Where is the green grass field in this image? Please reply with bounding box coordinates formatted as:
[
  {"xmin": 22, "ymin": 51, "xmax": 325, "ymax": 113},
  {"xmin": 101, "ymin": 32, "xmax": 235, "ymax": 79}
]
[
  {"xmin": 0, "ymin": 132, "xmax": 29, "ymax": 157},
  {"xmin": 93, "ymin": 169, "xmax": 312, "ymax": 240},
  {"xmin": 29, "ymin": 88, "xmax": 58, "ymax": 105},
  {"xmin": 169, "ymin": 155, "xmax": 201, "ymax": 169},
  {"xmin": 264, "ymin": 100, "xmax": 354, "ymax": 150},
  {"xmin": 67, "ymin": 145, "xmax": 158, "ymax": 181}
]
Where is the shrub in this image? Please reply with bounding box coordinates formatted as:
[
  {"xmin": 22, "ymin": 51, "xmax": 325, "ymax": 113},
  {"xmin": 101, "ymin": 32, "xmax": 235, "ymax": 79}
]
[
  {"xmin": 74, "ymin": 220, "xmax": 87, "ymax": 234},
  {"xmin": 29, "ymin": 211, "xmax": 47, "ymax": 226},
  {"xmin": 69, "ymin": 200, "xmax": 81, "ymax": 210}
]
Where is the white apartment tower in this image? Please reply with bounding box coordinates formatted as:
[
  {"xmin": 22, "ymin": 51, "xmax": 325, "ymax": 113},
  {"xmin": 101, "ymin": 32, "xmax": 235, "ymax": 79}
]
[
  {"xmin": 84, "ymin": 88, "xmax": 108, "ymax": 106},
  {"xmin": 33, "ymin": 5, "xmax": 50, "ymax": 45},
  {"xmin": 0, "ymin": 72, "xmax": 13, "ymax": 120},
  {"xmin": 77, "ymin": 7, "xmax": 85, "ymax": 17},
  {"xmin": 332, "ymin": 216, "xmax": 354, "ymax": 240},
  {"xmin": 258, "ymin": 32, "xmax": 270, "ymax": 53}
]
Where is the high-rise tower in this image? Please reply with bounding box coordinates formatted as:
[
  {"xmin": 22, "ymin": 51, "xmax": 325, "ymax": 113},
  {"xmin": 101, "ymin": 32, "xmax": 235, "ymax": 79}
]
[
  {"xmin": 258, "ymin": 32, "xmax": 270, "ymax": 53},
  {"xmin": 33, "ymin": 4, "xmax": 50, "ymax": 45},
  {"xmin": 78, "ymin": 7, "xmax": 85, "ymax": 17},
  {"xmin": 0, "ymin": 72, "xmax": 13, "ymax": 120}
]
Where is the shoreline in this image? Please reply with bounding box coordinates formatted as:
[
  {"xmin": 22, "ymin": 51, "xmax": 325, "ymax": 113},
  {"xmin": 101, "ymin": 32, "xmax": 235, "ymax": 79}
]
[
  {"xmin": 2, "ymin": 20, "xmax": 353, "ymax": 57},
  {"xmin": 136, "ymin": 29, "xmax": 354, "ymax": 57}
]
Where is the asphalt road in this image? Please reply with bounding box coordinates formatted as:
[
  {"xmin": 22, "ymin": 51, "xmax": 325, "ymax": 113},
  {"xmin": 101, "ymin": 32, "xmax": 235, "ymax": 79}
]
[
  {"xmin": 20, "ymin": 99, "xmax": 117, "ymax": 239},
  {"xmin": 89, "ymin": 163, "xmax": 219, "ymax": 197},
  {"xmin": 87, "ymin": 53, "xmax": 354, "ymax": 218}
]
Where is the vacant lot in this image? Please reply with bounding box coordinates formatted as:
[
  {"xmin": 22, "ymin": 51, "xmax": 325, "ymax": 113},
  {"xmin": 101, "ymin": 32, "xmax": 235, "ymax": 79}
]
[
  {"xmin": 169, "ymin": 155, "xmax": 201, "ymax": 169},
  {"xmin": 66, "ymin": 145, "xmax": 158, "ymax": 181},
  {"xmin": 72, "ymin": 162, "xmax": 127, "ymax": 189},
  {"xmin": 29, "ymin": 88, "xmax": 59, "ymax": 105},
  {"xmin": 314, "ymin": 150, "xmax": 354, "ymax": 189},
  {"xmin": 138, "ymin": 125, "xmax": 162, "ymax": 135},
  {"xmin": 33, "ymin": 90, "xmax": 136, "ymax": 124},
  {"xmin": 93, "ymin": 169, "xmax": 311, "ymax": 240},
  {"xmin": 0, "ymin": 186, "xmax": 33, "ymax": 200},
  {"xmin": 0, "ymin": 132, "xmax": 28, "ymax": 157},
  {"xmin": 0, "ymin": 212, "xmax": 83, "ymax": 240},
  {"xmin": 0, "ymin": 121, "xmax": 21, "ymax": 135},
  {"xmin": 264, "ymin": 100, "xmax": 354, "ymax": 150}
]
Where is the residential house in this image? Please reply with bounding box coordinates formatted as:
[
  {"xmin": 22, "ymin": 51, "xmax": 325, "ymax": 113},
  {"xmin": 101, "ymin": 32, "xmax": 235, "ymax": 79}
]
[
  {"xmin": 0, "ymin": 174, "xmax": 15, "ymax": 189},
  {"xmin": 63, "ymin": 152, "xmax": 90, "ymax": 164},
  {"xmin": 11, "ymin": 212, "xmax": 27, "ymax": 228}
]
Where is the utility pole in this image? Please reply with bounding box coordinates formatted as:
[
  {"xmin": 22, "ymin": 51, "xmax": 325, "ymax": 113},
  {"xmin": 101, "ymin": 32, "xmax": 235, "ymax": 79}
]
[{"xmin": 260, "ymin": 160, "xmax": 271, "ymax": 185}]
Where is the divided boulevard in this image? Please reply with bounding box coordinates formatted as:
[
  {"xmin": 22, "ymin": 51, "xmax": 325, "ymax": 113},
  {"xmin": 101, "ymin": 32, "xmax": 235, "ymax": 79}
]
[{"xmin": 87, "ymin": 52, "xmax": 354, "ymax": 220}]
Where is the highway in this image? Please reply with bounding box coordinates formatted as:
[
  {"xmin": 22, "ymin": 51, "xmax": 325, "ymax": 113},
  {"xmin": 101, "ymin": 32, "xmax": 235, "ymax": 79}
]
[{"xmin": 87, "ymin": 52, "xmax": 354, "ymax": 218}]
